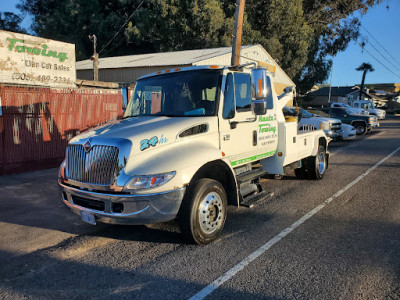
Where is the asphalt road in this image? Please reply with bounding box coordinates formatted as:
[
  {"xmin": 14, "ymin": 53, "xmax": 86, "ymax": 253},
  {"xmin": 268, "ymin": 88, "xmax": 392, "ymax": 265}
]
[{"xmin": 0, "ymin": 117, "xmax": 399, "ymax": 300}]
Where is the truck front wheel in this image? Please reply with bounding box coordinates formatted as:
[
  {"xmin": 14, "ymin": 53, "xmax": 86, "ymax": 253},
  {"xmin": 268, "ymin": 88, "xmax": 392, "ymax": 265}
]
[
  {"xmin": 178, "ymin": 179, "xmax": 227, "ymax": 245},
  {"xmin": 354, "ymin": 123, "xmax": 367, "ymax": 135}
]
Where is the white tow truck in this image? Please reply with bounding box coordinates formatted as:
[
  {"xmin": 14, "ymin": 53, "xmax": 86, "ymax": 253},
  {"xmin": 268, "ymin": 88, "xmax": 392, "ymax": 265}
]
[{"xmin": 58, "ymin": 64, "xmax": 330, "ymax": 245}]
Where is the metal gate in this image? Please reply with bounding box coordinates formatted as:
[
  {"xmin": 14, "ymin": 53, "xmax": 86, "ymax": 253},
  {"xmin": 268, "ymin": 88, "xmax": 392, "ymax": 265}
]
[{"xmin": 0, "ymin": 86, "xmax": 123, "ymax": 175}]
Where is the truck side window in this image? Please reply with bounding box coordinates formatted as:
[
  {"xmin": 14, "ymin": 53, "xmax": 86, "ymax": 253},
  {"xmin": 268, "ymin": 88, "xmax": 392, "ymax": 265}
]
[
  {"xmin": 234, "ymin": 73, "xmax": 251, "ymax": 111},
  {"xmin": 223, "ymin": 73, "xmax": 235, "ymax": 119},
  {"xmin": 266, "ymin": 76, "xmax": 274, "ymax": 108}
]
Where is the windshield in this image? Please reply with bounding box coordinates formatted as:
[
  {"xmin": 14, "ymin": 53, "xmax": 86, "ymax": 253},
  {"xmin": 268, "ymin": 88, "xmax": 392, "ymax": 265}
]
[
  {"xmin": 346, "ymin": 108, "xmax": 358, "ymax": 115},
  {"xmin": 314, "ymin": 110, "xmax": 329, "ymax": 117},
  {"xmin": 361, "ymin": 102, "xmax": 374, "ymax": 109},
  {"xmin": 124, "ymin": 70, "xmax": 221, "ymax": 118},
  {"xmin": 300, "ymin": 108, "xmax": 313, "ymax": 118},
  {"xmin": 361, "ymin": 103, "xmax": 370, "ymax": 109}
]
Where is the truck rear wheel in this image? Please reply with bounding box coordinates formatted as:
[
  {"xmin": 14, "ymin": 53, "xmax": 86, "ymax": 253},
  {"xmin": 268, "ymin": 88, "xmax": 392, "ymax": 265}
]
[
  {"xmin": 177, "ymin": 179, "xmax": 227, "ymax": 245},
  {"xmin": 295, "ymin": 145, "xmax": 327, "ymax": 180},
  {"xmin": 309, "ymin": 145, "xmax": 327, "ymax": 180}
]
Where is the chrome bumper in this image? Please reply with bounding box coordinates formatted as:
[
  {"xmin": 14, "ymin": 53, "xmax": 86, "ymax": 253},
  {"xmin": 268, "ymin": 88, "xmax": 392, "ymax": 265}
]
[
  {"xmin": 59, "ymin": 181, "xmax": 185, "ymax": 225},
  {"xmin": 325, "ymin": 130, "xmax": 343, "ymax": 139}
]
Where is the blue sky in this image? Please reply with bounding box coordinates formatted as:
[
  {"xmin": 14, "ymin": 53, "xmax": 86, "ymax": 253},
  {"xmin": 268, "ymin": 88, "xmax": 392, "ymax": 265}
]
[
  {"xmin": 1, "ymin": 0, "xmax": 399, "ymax": 86},
  {"xmin": 329, "ymin": 0, "xmax": 400, "ymax": 86}
]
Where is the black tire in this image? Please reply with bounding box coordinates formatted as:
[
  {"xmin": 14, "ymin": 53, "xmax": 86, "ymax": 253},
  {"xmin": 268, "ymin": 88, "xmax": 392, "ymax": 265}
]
[
  {"xmin": 295, "ymin": 145, "xmax": 327, "ymax": 180},
  {"xmin": 366, "ymin": 127, "xmax": 372, "ymax": 134},
  {"xmin": 354, "ymin": 123, "xmax": 367, "ymax": 135},
  {"xmin": 294, "ymin": 161, "xmax": 309, "ymax": 179},
  {"xmin": 177, "ymin": 179, "xmax": 227, "ymax": 245},
  {"xmin": 308, "ymin": 145, "xmax": 327, "ymax": 179}
]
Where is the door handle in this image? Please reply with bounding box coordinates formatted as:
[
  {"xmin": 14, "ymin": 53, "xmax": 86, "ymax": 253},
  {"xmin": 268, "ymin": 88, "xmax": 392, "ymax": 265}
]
[{"xmin": 253, "ymin": 130, "xmax": 257, "ymax": 146}]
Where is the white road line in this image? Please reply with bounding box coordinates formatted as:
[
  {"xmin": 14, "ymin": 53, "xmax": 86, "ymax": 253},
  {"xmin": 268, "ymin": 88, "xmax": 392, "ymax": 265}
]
[{"xmin": 189, "ymin": 146, "xmax": 400, "ymax": 300}]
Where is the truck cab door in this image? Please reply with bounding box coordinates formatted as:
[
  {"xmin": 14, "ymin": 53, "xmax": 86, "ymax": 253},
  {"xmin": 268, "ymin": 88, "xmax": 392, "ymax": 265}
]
[{"xmin": 219, "ymin": 72, "xmax": 258, "ymax": 167}]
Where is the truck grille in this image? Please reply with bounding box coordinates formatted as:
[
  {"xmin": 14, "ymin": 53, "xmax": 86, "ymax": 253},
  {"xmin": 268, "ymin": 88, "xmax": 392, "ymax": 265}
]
[
  {"xmin": 331, "ymin": 122, "xmax": 342, "ymax": 132},
  {"xmin": 66, "ymin": 144, "xmax": 120, "ymax": 186}
]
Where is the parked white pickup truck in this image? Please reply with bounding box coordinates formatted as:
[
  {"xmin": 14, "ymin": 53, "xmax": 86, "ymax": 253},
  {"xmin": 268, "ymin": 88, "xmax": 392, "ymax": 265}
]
[
  {"xmin": 58, "ymin": 64, "xmax": 330, "ymax": 244},
  {"xmin": 349, "ymin": 100, "xmax": 386, "ymax": 119},
  {"xmin": 330, "ymin": 102, "xmax": 368, "ymax": 115}
]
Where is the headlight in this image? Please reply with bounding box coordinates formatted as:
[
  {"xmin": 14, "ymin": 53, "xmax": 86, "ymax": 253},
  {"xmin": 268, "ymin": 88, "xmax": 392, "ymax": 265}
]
[
  {"xmin": 124, "ymin": 171, "xmax": 176, "ymax": 191},
  {"xmin": 320, "ymin": 122, "xmax": 330, "ymax": 131}
]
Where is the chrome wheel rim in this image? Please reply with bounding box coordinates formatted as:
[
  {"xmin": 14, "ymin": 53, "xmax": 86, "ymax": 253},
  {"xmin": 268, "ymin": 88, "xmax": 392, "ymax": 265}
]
[
  {"xmin": 356, "ymin": 126, "xmax": 364, "ymax": 134},
  {"xmin": 198, "ymin": 192, "xmax": 224, "ymax": 234},
  {"xmin": 317, "ymin": 151, "xmax": 326, "ymax": 174}
]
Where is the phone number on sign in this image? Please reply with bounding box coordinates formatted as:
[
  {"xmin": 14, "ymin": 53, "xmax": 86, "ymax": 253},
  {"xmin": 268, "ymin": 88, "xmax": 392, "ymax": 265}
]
[{"xmin": 12, "ymin": 73, "xmax": 72, "ymax": 84}]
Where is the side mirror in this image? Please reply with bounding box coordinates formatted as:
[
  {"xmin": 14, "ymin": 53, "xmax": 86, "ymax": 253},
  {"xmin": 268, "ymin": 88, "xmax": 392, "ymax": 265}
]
[
  {"xmin": 251, "ymin": 68, "xmax": 269, "ymax": 100},
  {"xmin": 252, "ymin": 100, "xmax": 267, "ymax": 115},
  {"xmin": 121, "ymin": 86, "xmax": 128, "ymax": 111}
]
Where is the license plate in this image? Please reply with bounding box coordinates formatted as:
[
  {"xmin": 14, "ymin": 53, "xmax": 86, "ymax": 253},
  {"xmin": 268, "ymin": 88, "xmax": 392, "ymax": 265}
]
[{"xmin": 80, "ymin": 211, "xmax": 96, "ymax": 225}]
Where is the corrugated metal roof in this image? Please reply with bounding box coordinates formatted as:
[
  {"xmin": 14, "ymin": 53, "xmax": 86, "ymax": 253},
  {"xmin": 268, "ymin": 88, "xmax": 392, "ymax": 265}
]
[{"xmin": 76, "ymin": 46, "xmax": 254, "ymax": 70}]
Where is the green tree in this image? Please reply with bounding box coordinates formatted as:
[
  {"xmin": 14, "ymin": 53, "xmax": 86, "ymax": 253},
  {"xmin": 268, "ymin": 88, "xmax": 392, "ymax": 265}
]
[
  {"xmin": 18, "ymin": 0, "xmax": 382, "ymax": 92},
  {"xmin": 0, "ymin": 12, "xmax": 26, "ymax": 33},
  {"xmin": 243, "ymin": 0, "xmax": 381, "ymax": 94},
  {"xmin": 356, "ymin": 62, "xmax": 374, "ymax": 99},
  {"xmin": 18, "ymin": 0, "xmax": 232, "ymax": 60}
]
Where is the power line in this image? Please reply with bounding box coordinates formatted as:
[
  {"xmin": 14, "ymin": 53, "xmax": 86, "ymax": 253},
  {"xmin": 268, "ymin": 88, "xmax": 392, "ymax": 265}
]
[
  {"xmin": 338, "ymin": 0, "xmax": 400, "ymax": 70},
  {"xmin": 360, "ymin": 25, "xmax": 400, "ymax": 68},
  {"xmin": 361, "ymin": 46, "xmax": 400, "ymax": 79},
  {"xmin": 102, "ymin": 36, "xmax": 128, "ymax": 57},
  {"xmin": 363, "ymin": 38, "xmax": 400, "ymax": 73},
  {"xmin": 314, "ymin": 0, "xmax": 400, "ymax": 80},
  {"xmin": 98, "ymin": 0, "xmax": 144, "ymax": 55}
]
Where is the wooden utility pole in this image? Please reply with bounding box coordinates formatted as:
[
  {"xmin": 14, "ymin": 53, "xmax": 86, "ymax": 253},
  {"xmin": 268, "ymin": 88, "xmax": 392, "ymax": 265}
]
[
  {"xmin": 89, "ymin": 34, "xmax": 99, "ymax": 81},
  {"xmin": 231, "ymin": 0, "xmax": 245, "ymax": 66}
]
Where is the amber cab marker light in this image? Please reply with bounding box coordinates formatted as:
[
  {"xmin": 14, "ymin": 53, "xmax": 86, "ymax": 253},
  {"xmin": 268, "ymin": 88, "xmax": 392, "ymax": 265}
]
[
  {"xmin": 156, "ymin": 71, "xmax": 162, "ymax": 74},
  {"xmin": 209, "ymin": 65, "xmax": 219, "ymax": 69},
  {"xmin": 278, "ymin": 152, "xmax": 283, "ymax": 156},
  {"xmin": 174, "ymin": 68, "xmax": 181, "ymax": 72}
]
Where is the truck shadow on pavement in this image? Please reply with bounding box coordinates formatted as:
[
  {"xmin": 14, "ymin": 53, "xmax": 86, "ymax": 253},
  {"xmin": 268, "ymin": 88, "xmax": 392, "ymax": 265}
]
[{"xmin": 0, "ymin": 214, "xmax": 399, "ymax": 300}]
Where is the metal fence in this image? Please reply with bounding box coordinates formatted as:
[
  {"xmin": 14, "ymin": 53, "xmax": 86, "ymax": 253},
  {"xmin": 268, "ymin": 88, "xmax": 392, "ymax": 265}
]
[{"xmin": 0, "ymin": 85, "xmax": 123, "ymax": 175}]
